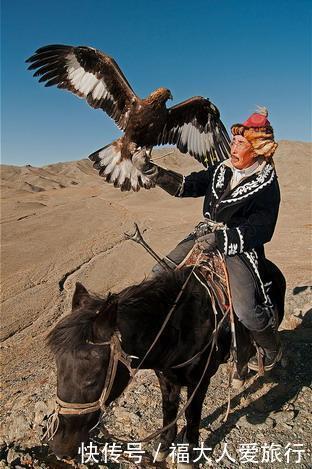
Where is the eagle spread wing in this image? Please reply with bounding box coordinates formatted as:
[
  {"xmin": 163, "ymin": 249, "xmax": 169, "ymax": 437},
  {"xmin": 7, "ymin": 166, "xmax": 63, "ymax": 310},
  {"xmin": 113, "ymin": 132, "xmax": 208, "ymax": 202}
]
[
  {"xmin": 27, "ymin": 44, "xmax": 231, "ymax": 192},
  {"xmin": 158, "ymin": 97, "xmax": 230, "ymax": 166},
  {"xmin": 26, "ymin": 44, "xmax": 136, "ymax": 130}
]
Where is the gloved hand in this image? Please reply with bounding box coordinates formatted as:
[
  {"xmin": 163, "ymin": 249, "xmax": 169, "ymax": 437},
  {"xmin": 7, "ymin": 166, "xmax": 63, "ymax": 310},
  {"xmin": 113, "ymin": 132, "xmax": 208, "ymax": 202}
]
[
  {"xmin": 132, "ymin": 149, "xmax": 158, "ymax": 178},
  {"xmin": 196, "ymin": 232, "xmax": 217, "ymax": 252},
  {"xmin": 132, "ymin": 149, "xmax": 184, "ymax": 196},
  {"xmin": 194, "ymin": 221, "xmax": 211, "ymax": 239}
]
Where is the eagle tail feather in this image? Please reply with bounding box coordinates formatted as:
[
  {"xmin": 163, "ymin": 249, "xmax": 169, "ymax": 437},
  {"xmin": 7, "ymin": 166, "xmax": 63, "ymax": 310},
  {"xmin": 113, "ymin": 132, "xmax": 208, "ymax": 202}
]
[{"xmin": 88, "ymin": 140, "xmax": 155, "ymax": 192}]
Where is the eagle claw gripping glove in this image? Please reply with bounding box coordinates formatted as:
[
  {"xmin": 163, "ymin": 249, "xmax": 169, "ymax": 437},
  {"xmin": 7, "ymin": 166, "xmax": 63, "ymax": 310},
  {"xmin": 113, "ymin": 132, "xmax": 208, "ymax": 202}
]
[{"xmin": 132, "ymin": 151, "xmax": 184, "ymax": 196}]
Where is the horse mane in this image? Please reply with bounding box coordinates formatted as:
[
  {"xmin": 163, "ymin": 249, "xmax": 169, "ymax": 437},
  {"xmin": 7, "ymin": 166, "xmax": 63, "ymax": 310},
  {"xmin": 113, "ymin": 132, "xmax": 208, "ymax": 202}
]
[
  {"xmin": 48, "ymin": 309, "xmax": 98, "ymax": 356},
  {"xmin": 48, "ymin": 268, "xmax": 193, "ymax": 356},
  {"xmin": 118, "ymin": 267, "xmax": 192, "ymax": 310},
  {"xmin": 47, "ymin": 291, "xmax": 106, "ymax": 356}
]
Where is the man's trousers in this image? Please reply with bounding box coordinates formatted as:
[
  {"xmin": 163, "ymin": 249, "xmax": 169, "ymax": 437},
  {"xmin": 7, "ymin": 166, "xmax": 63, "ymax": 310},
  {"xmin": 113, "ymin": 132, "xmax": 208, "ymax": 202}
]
[{"xmin": 151, "ymin": 234, "xmax": 272, "ymax": 332}]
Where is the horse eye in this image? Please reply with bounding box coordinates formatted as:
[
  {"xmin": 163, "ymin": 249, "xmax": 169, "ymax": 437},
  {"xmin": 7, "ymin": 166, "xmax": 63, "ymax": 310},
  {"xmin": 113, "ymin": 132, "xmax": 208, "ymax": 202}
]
[{"xmin": 86, "ymin": 379, "xmax": 97, "ymax": 387}]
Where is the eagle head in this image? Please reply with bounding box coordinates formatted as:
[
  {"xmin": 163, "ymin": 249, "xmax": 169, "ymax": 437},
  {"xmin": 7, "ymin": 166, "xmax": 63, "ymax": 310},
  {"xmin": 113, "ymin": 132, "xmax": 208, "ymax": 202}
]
[{"xmin": 147, "ymin": 87, "xmax": 173, "ymax": 104}]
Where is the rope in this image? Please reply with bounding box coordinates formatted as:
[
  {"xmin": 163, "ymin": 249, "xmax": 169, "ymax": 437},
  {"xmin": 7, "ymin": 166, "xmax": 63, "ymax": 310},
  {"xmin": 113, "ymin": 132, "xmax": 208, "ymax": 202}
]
[
  {"xmin": 43, "ymin": 253, "xmax": 201, "ymax": 443},
  {"xmin": 172, "ymin": 278, "xmax": 228, "ymax": 369},
  {"xmin": 132, "ymin": 259, "xmax": 200, "ymax": 375},
  {"xmin": 218, "ymin": 252, "xmax": 238, "ymax": 422},
  {"xmin": 101, "ymin": 250, "xmax": 233, "ymax": 443},
  {"xmin": 223, "ymin": 360, "xmax": 235, "ymax": 423},
  {"xmin": 107, "ymin": 310, "xmax": 230, "ymax": 445},
  {"xmin": 44, "ymin": 248, "xmax": 236, "ymax": 445},
  {"xmin": 42, "ymin": 408, "xmax": 60, "ymax": 441}
]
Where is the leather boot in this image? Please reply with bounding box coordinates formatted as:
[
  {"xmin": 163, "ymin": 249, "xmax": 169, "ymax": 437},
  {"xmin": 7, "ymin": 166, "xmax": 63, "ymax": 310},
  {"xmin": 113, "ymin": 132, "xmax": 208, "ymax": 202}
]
[{"xmin": 248, "ymin": 325, "xmax": 282, "ymax": 372}]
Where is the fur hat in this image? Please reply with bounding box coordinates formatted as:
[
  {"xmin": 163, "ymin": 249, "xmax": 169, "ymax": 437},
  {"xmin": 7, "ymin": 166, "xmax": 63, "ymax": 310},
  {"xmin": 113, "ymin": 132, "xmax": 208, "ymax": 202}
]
[{"xmin": 231, "ymin": 107, "xmax": 278, "ymax": 158}]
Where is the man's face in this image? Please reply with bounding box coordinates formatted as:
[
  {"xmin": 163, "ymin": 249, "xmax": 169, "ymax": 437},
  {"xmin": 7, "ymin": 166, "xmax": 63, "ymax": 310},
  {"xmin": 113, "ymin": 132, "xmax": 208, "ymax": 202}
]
[{"xmin": 230, "ymin": 135, "xmax": 257, "ymax": 169}]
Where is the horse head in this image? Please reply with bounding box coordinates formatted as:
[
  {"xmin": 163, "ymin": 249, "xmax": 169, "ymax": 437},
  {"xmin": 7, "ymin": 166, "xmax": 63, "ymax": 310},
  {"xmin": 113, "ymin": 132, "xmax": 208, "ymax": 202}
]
[{"xmin": 46, "ymin": 283, "xmax": 130, "ymax": 460}]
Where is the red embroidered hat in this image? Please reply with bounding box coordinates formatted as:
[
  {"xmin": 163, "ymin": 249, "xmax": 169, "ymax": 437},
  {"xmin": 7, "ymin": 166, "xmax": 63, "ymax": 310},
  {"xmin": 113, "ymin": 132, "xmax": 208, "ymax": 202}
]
[
  {"xmin": 243, "ymin": 109, "xmax": 270, "ymax": 127},
  {"xmin": 231, "ymin": 107, "xmax": 278, "ymax": 158}
]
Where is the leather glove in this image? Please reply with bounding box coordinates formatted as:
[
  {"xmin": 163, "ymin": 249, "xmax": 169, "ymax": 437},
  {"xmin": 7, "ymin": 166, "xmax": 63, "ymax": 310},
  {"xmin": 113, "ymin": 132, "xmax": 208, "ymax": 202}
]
[
  {"xmin": 194, "ymin": 221, "xmax": 211, "ymax": 239},
  {"xmin": 132, "ymin": 149, "xmax": 184, "ymax": 196},
  {"xmin": 196, "ymin": 232, "xmax": 217, "ymax": 252}
]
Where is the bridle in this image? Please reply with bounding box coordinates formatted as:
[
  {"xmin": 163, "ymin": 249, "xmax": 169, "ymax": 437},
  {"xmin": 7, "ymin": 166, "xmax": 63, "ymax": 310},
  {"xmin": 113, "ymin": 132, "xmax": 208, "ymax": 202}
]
[
  {"xmin": 43, "ymin": 332, "xmax": 136, "ymax": 441},
  {"xmin": 43, "ymin": 262, "xmax": 199, "ymax": 443}
]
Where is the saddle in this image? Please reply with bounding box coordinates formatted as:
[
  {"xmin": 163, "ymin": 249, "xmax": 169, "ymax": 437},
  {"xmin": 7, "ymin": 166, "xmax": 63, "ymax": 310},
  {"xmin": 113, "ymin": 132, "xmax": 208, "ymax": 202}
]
[{"xmin": 178, "ymin": 244, "xmax": 230, "ymax": 316}]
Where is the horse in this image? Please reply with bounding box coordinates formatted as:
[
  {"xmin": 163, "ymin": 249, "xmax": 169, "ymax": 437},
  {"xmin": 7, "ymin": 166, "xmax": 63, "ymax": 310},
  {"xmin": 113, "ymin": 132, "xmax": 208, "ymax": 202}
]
[{"xmin": 46, "ymin": 262, "xmax": 285, "ymax": 466}]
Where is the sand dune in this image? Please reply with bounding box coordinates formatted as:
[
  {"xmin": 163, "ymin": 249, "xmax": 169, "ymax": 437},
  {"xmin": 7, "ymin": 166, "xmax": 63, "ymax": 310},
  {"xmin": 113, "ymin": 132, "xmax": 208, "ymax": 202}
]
[{"xmin": 0, "ymin": 142, "xmax": 311, "ymax": 459}]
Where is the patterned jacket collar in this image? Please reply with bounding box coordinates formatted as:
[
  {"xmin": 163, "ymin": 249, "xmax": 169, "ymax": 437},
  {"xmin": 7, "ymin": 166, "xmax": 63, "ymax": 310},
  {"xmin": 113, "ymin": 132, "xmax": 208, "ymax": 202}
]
[
  {"xmin": 212, "ymin": 159, "xmax": 275, "ymax": 204},
  {"xmin": 225, "ymin": 159, "xmax": 262, "ymax": 181}
]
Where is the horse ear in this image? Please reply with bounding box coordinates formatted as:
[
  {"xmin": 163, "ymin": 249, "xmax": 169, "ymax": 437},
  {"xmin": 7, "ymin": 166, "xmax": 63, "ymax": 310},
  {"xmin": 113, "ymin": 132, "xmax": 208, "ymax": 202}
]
[{"xmin": 72, "ymin": 282, "xmax": 91, "ymax": 310}]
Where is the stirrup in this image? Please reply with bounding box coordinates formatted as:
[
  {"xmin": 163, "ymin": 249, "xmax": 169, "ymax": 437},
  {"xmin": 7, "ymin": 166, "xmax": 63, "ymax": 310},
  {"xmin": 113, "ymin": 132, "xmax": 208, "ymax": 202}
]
[{"xmin": 248, "ymin": 347, "xmax": 282, "ymax": 372}]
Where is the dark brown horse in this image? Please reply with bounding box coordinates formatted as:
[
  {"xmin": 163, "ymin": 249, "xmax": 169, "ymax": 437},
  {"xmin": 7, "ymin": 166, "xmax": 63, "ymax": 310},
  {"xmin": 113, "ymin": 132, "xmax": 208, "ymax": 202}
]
[{"xmin": 47, "ymin": 264, "xmax": 285, "ymax": 465}]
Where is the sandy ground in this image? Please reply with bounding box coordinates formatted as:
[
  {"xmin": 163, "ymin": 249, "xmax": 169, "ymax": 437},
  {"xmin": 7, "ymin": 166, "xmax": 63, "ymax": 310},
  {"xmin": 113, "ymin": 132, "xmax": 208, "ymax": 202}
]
[{"xmin": 0, "ymin": 142, "xmax": 311, "ymax": 468}]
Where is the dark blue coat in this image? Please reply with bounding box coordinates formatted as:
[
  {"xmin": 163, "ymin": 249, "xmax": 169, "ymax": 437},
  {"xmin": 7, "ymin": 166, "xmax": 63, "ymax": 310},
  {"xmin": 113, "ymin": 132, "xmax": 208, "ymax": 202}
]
[{"xmin": 178, "ymin": 160, "xmax": 280, "ymax": 302}]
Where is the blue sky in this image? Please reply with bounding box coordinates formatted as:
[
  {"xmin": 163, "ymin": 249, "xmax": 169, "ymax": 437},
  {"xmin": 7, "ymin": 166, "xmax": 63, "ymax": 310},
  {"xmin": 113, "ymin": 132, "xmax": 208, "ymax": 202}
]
[{"xmin": 2, "ymin": 0, "xmax": 311, "ymax": 166}]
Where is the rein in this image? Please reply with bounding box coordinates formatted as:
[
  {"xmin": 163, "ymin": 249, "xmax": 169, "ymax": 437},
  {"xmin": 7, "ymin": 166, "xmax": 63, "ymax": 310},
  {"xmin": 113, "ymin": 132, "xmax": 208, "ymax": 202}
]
[
  {"xmin": 134, "ymin": 308, "xmax": 230, "ymax": 444},
  {"xmin": 43, "ymin": 260, "xmax": 199, "ymax": 442},
  {"xmin": 44, "ymin": 250, "xmax": 236, "ymax": 444}
]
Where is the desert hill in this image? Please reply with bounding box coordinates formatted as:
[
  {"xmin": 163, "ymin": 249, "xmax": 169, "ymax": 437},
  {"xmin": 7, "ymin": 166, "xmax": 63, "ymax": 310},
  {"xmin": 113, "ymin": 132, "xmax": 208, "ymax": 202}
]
[{"xmin": 0, "ymin": 141, "xmax": 311, "ymax": 467}]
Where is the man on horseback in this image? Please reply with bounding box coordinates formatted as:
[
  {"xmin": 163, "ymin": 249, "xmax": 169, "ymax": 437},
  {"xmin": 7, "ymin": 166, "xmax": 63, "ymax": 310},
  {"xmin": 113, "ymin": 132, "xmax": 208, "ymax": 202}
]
[{"xmin": 133, "ymin": 107, "xmax": 282, "ymax": 373}]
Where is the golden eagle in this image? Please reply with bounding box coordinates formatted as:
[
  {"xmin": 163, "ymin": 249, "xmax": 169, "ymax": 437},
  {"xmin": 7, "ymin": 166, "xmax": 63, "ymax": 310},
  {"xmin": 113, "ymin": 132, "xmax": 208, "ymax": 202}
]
[{"xmin": 26, "ymin": 44, "xmax": 230, "ymax": 191}]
